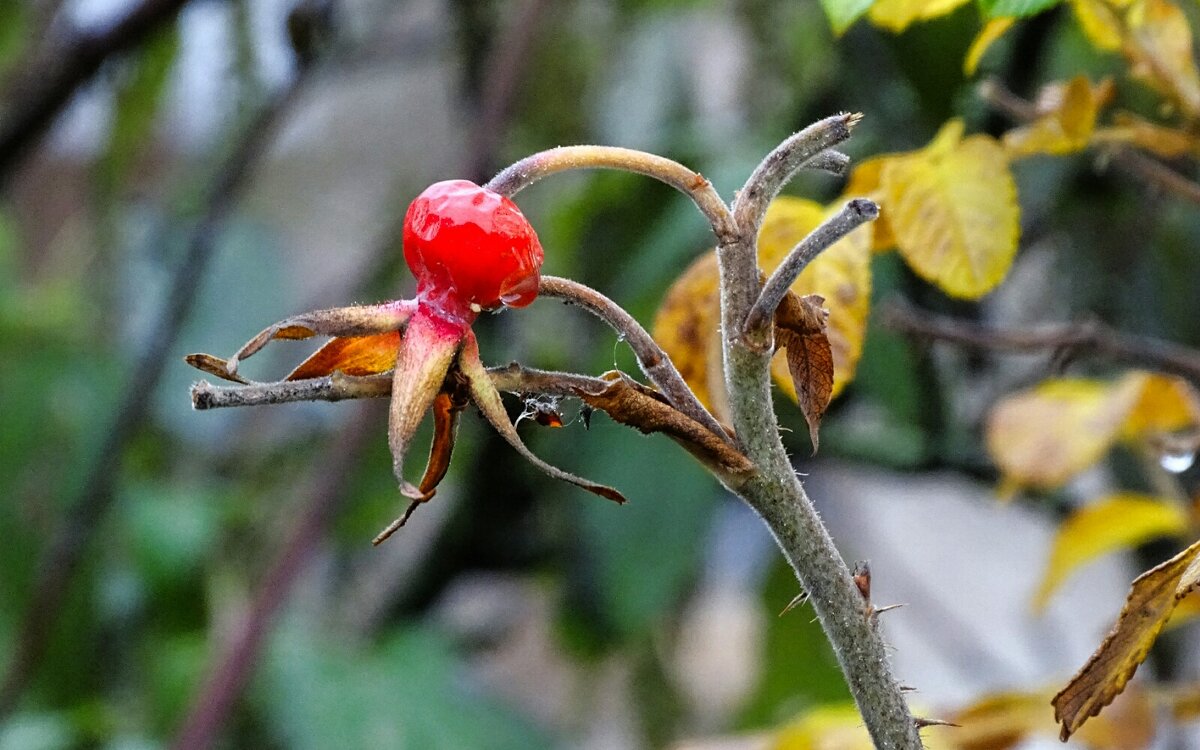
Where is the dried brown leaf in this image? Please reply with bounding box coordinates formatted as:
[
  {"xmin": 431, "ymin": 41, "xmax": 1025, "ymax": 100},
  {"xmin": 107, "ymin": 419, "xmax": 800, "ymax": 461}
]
[
  {"xmin": 774, "ymin": 291, "xmax": 834, "ymax": 452},
  {"xmin": 571, "ymin": 371, "xmax": 754, "ymax": 479},
  {"xmin": 1053, "ymin": 538, "xmax": 1200, "ymax": 740}
]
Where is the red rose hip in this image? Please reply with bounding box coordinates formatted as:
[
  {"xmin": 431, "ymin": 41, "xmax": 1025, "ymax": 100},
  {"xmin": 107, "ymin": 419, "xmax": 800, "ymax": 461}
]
[{"xmin": 403, "ymin": 180, "xmax": 544, "ymax": 322}]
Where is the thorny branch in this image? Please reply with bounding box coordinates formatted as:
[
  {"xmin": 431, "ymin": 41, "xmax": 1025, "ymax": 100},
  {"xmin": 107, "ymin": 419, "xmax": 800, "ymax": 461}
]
[
  {"xmin": 880, "ymin": 298, "xmax": 1200, "ymax": 385},
  {"xmin": 183, "ymin": 114, "xmax": 924, "ymax": 748}
]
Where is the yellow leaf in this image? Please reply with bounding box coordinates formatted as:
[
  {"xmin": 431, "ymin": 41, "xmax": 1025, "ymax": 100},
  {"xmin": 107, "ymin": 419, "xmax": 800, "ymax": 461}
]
[
  {"xmin": 651, "ymin": 252, "xmax": 726, "ymax": 419},
  {"xmin": 1126, "ymin": 0, "xmax": 1200, "ymax": 118},
  {"xmin": 770, "ymin": 704, "xmax": 878, "ymax": 750},
  {"xmin": 867, "ymin": 0, "xmax": 971, "ymax": 33},
  {"xmin": 965, "ymin": 17, "xmax": 1016, "ymax": 76},
  {"xmin": 758, "ymin": 198, "xmax": 873, "ymax": 399},
  {"xmin": 1053, "ymin": 538, "xmax": 1200, "ymax": 740},
  {"xmin": 1003, "ymin": 76, "xmax": 1104, "ymax": 157},
  {"xmin": 880, "ymin": 120, "xmax": 1020, "ymax": 298},
  {"xmin": 988, "ymin": 372, "xmax": 1200, "ymax": 491},
  {"xmin": 985, "ymin": 378, "xmax": 1137, "ymax": 489},
  {"xmin": 1093, "ymin": 111, "xmax": 1200, "ymax": 158},
  {"xmin": 1119, "ymin": 370, "xmax": 1200, "ymax": 438},
  {"xmin": 1032, "ymin": 493, "xmax": 1190, "ymax": 611},
  {"xmin": 950, "ymin": 686, "xmax": 1154, "ymax": 750},
  {"xmin": 1070, "ymin": 0, "xmax": 1124, "ymax": 51}
]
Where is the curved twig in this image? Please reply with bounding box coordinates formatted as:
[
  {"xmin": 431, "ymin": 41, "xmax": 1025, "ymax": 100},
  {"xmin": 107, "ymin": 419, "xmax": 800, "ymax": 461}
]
[
  {"xmin": 539, "ymin": 275, "xmax": 731, "ymax": 440},
  {"xmin": 731, "ymin": 113, "xmax": 862, "ymax": 241},
  {"xmin": 485, "ymin": 145, "xmax": 738, "ymax": 244},
  {"xmin": 741, "ymin": 198, "xmax": 878, "ymax": 346}
]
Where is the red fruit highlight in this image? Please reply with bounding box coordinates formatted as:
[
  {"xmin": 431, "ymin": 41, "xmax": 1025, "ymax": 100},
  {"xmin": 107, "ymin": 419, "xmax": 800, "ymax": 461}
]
[{"xmin": 403, "ymin": 180, "xmax": 544, "ymax": 324}]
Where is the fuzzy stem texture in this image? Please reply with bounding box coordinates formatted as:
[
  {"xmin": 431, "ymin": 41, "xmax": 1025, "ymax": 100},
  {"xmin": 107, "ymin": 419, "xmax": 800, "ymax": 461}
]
[{"xmin": 718, "ymin": 135, "xmax": 923, "ymax": 747}]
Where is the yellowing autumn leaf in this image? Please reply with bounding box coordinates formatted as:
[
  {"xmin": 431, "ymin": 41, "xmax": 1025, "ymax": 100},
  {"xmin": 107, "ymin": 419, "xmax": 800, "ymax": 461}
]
[
  {"xmin": 758, "ymin": 197, "xmax": 873, "ymax": 400},
  {"xmin": 879, "ymin": 120, "xmax": 1020, "ymax": 299},
  {"xmin": 1070, "ymin": 0, "xmax": 1124, "ymax": 51},
  {"xmin": 1054, "ymin": 538, "xmax": 1200, "ymax": 740},
  {"xmin": 1003, "ymin": 76, "xmax": 1107, "ymax": 157},
  {"xmin": 867, "ymin": 0, "xmax": 971, "ymax": 33},
  {"xmin": 1032, "ymin": 493, "xmax": 1190, "ymax": 611},
  {"xmin": 651, "ymin": 252, "xmax": 726, "ymax": 418},
  {"xmin": 770, "ymin": 704, "xmax": 880, "ymax": 750},
  {"xmin": 965, "ymin": 17, "xmax": 1016, "ymax": 75},
  {"xmin": 1120, "ymin": 370, "xmax": 1200, "ymax": 438},
  {"xmin": 950, "ymin": 686, "xmax": 1153, "ymax": 750},
  {"xmin": 987, "ymin": 378, "xmax": 1128, "ymax": 489},
  {"xmin": 1126, "ymin": 0, "xmax": 1200, "ymax": 119},
  {"xmin": 987, "ymin": 371, "xmax": 1200, "ymax": 490}
]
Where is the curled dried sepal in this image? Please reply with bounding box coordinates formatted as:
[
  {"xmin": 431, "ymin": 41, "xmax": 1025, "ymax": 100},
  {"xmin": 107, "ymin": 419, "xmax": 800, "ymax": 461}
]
[
  {"xmin": 225, "ymin": 301, "xmax": 416, "ymax": 377},
  {"xmin": 185, "ymin": 353, "xmax": 249, "ymax": 384},
  {"xmin": 288, "ymin": 331, "xmax": 402, "ymax": 380},
  {"xmin": 570, "ymin": 371, "xmax": 753, "ymax": 483},
  {"xmin": 458, "ymin": 333, "xmax": 627, "ymax": 504}
]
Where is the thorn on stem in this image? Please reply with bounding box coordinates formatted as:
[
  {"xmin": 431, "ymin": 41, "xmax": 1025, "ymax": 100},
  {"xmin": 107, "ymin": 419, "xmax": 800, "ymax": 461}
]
[
  {"xmin": 779, "ymin": 590, "xmax": 809, "ymax": 616},
  {"xmin": 914, "ymin": 717, "xmax": 959, "ymax": 730}
]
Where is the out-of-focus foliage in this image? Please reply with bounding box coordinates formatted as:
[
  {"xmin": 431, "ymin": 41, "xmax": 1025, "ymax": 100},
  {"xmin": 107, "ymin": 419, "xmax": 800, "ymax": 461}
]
[{"xmin": 7, "ymin": 0, "xmax": 1200, "ymax": 748}]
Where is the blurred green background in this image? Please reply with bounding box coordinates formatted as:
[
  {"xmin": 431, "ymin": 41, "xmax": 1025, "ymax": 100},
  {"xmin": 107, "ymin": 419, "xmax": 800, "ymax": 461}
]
[{"xmin": 2, "ymin": 0, "xmax": 1199, "ymax": 748}]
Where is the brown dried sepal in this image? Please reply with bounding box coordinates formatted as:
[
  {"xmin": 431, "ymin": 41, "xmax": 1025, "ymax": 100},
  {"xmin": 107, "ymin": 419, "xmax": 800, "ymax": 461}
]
[
  {"xmin": 287, "ymin": 331, "xmax": 402, "ymax": 380},
  {"xmin": 185, "ymin": 353, "xmax": 248, "ymax": 384},
  {"xmin": 774, "ymin": 291, "xmax": 834, "ymax": 452}
]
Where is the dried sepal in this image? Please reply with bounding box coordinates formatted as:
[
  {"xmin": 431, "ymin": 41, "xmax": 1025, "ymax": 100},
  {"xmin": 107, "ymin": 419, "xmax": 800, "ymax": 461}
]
[
  {"xmin": 227, "ymin": 300, "xmax": 416, "ymax": 376},
  {"xmin": 184, "ymin": 353, "xmax": 248, "ymax": 384},
  {"xmin": 387, "ymin": 312, "xmax": 462, "ymax": 501},
  {"xmin": 419, "ymin": 384, "xmax": 470, "ymax": 496},
  {"xmin": 775, "ymin": 291, "xmax": 834, "ymax": 452},
  {"xmin": 287, "ymin": 331, "xmax": 402, "ymax": 380},
  {"xmin": 457, "ymin": 332, "xmax": 627, "ymax": 504}
]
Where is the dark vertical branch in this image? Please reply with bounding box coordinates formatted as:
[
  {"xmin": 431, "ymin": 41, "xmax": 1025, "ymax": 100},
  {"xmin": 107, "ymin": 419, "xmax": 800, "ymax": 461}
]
[
  {"xmin": 0, "ymin": 0, "xmax": 200, "ymax": 181},
  {"xmin": 166, "ymin": 4, "xmax": 550, "ymax": 744},
  {"xmin": 0, "ymin": 65, "xmax": 309, "ymax": 721},
  {"xmin": 462, "ymin": 0, "xmax": 551, "ymax": 181},
  {"xmin": 170, "ymin": 406, "xmax": 377, "ymax": 750}
]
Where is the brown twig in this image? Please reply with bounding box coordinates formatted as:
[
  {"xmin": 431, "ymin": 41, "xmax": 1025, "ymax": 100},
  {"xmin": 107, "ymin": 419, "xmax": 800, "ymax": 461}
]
[
  {"xmin": 0, "ymin": 0, "xmax": 196, "ymax": 180},
  {"xmin": 0, "ymin": 54, "xmax": 309, "ymax": 721},
  {"xmin": 880, "ymin": 298, "xmax": 1200, "ymax": 384},
  {"xmin": 978, "ymin": 78, "xmax": 1200, "ymax": 208}
]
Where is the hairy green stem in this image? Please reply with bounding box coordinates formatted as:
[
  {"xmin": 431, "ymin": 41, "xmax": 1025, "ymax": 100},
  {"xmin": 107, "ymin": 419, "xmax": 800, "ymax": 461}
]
[
  {"xmin": 741, "ymin": 198, "xmax": 878, "ymax": 346},
  {"xmin": 718, "ymin": 121, "xmax": 923, "ymax": 747}
]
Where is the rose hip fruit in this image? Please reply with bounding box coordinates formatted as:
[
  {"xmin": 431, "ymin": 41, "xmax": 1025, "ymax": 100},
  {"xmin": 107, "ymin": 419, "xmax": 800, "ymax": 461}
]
[{"xmin": 403, "ymin": 180, "xmax": 544, "ymax": 321}]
